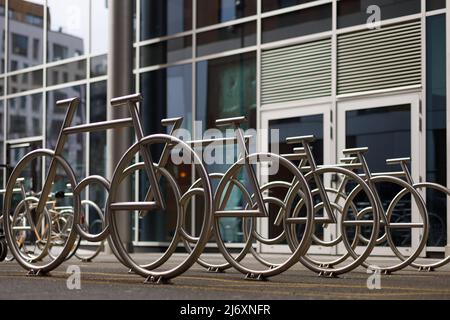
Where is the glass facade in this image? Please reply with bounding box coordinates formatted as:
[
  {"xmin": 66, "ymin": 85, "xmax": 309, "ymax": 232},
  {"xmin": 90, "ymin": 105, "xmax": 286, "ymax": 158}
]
[
  {"xmin": 0, "ymin": 1, "xmax": 448, "ymax": 252},
  {"xmin": 0, "ymin": 0, "xmax": 108, "ymax": 230},
  {"xmin": 426, "ymin": 14, "xmax": 447, "ymax": 246}
]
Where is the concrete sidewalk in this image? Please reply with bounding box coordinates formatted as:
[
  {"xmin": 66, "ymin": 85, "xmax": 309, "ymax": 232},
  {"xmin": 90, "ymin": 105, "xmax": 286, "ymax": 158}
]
[{"xmin": 1, "ymin": 253, "xmax": 450, "ymax": 300}]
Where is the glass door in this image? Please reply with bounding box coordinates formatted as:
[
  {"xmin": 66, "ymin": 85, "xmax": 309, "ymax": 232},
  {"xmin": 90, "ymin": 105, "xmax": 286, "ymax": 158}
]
[
  {"xmin": 260, "ymin": 103, "xmax": 332, "ymax": 254},
  {"xmin": 337, "ymin": 92, "xmax": 423, "ymax": 256}
]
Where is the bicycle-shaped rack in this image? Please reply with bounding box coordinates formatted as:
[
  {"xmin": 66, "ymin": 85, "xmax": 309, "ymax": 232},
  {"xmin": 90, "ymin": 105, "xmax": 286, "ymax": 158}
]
[{"xmin": 1, "ymin": 93, "xmax": 449, "ymax": 283}]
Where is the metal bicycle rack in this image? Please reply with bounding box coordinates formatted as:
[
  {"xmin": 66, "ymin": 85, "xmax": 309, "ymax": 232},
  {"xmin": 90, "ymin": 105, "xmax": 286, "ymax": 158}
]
[{"xmin": 1, "ymin": 93, "xmax": 449, "ymax": 282}]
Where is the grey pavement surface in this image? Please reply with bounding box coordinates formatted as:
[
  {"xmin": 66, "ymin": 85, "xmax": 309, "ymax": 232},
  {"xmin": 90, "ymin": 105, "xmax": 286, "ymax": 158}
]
[{"xmin": 1, "ymin": 253, "xmax": 450, "ymax": 300}]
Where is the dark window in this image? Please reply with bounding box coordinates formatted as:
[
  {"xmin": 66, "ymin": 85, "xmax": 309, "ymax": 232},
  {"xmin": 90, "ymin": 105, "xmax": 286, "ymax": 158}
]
[
  {"xmin": 262, "ymin": 4, "xmax": 332, "ymax": 43},
  {"xmin": 197, "ymin": 22, "xmax": 256, "ymax": 57},
  {"xmin": 197, "ymin": 0, "xmax": 256, "ymax": 28},
  {"xmin": 427, "ymin": 0, "xmax": 446, "ymax": 11},
  {"xmin": 338, "ymin": 0, "xmax": 421, "ymax": 29},
  {"xmin": 11, "ymin": 33, "xmax": 28, "ymax": 57},
  {"xmin": 7, "ymin": 94, "xmax": 43, "ymax": 139},
  {"xmin": 426, "ymin": 14, "xmax": 447, "ymax": 246},
  {"xmin": 47, "ymin": 60, "xmax": 87, "ymax": 86},
  {"xmin": 262, "ymin": 0, "xmax": 317, "ymax": 12},
  {"xmin": 140, "ymin": 36, "xmax": 192, "ymax": 67},
  {"xmin": 53, "ymin": 43, "xmax": 68, "ymax": 61},
  {"xmin": 140, "ymin": 0, "xmax": 192, "ymax": 40},
  {"xmin": 90, "ymin": 54, "xmax": 107, "ymax": 78}
]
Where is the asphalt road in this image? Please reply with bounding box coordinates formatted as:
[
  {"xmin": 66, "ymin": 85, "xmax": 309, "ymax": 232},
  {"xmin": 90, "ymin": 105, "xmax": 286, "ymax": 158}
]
[{"xmin": 1, "ymin": 253, "xmax": 450, "ymax": 300}]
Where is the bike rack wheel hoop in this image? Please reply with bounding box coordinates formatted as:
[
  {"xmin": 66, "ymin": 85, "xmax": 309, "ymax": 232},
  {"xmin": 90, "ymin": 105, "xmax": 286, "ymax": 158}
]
[
  {"xmin": 73, "ymin": 175, "xmax": 111, "ymax": 242},
  {"xmin": 359, "ymin": 175, "xmax": 429, "ymax": 274},
  {"xmin": 3, "ymin": 149, "xmax": 80, "ymax": 274},
  {"xmin": 107, "ymin": 134, "xmax": 213, "ymax": 282},
  {"xmin": 409, "ymin": 182, "xmax": 450, "ymax": 270},
  {"xmin": 180, "ymin": 173, "xmax": 254, "ymax": 273},
  {"xmin": 213, "ymin": 152, "xmax": 314, "ymax": 279},
  {"xmin": 286, "ymin": 166, "xmax": 380, "ymax": 276},
  {"xmin": 74, "ymin": 199, "xmax": 106, "ymax": 262}
]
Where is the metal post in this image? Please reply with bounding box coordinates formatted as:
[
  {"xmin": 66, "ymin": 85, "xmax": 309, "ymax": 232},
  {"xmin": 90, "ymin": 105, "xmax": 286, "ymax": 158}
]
[{"xmin": 107, "ymin": 0, "xmax": 133, "ymax": 252}]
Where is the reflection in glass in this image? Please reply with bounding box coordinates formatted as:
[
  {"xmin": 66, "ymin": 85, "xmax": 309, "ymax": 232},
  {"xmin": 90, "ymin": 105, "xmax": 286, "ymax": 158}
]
[
  {"xmin": 196, "ymin": 52, "xmax": 256, "ymax": 130},
  {"xmin": 140, "ymin": 36, "xmax": 192, "ymax": 67},
  {"xmin": 139, "ymin": 64, "xmax": 192, "ymax": 241},
  {"xmin": 262, "ymin": 0, "xmax": 317, "ymax": 12},
  {"xmin": 426, "ymin": 15, "xmax": 447, "ymax": 246},
  {"xmin": 262, "ymin": 4, "xmax": 332, "ymax": 43},
  {"xmin": 91, "ymin": 0, "xmax": 109, "ymax": 54},
  {"xmin": 7, "ymin": 93, "xmax": 42, "ymax": 139},
  {"xmin": 90, "ymin": 54, "xmax": 107, "ymax": 78},
  {"xmin": 8, "ymin": 69, "xmax": 43, "ymax": 94},
  {"xmin": 197, "ymin": 0, "xmax": 256, "ymax": 28},
  {"xmin": 338, "ymin": 0, "xmax": 421, "ymax": 29},
  {"xmin": 46, "ymin": 85, "xmax": 86, "ymax": 180},
  {"xmin": 47, "ymin": 0, "xmax": 89, "ymax": 62},
  {"xmin": 140, "ymin": 0, "xmax": 192, "ymax": 40},
  {"xmin": 197, "ymin": 22, "xmax": 256, "ymax": 57},
  {"xmin": 47, "ymin": 59, "xmax": 87, "ymax": 86},
  {"xmin": 8, "ymin": 0, "xmax": 44, "ymax": 71}
]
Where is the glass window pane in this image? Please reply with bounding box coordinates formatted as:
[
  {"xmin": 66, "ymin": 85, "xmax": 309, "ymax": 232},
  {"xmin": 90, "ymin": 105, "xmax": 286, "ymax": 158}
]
[
  {"xmin": 0, "ymin": 2, "xmax": 4, "ymax": 74},
  {"xmin": 196, "ymin": 52, "xmax": 256, "ymax": 130},
  {"xmin": 262, "ymin": 4, "xmax": 332, "ymax": 43},
  {"xmin": 8, "ymin": 0, "xmax": 44, "ymax": 71},
  {"xmin": 138, "ymin": 64, "xmax": 192, "ymax": 241},
  {"xmin": 427, "ymin": 0, "xmax": 446, "ymax": 11},
  {"xmin": 338, "ymin": 0, "xmax": 421, "ymax": 29},
  {"xmin": 0, "ymin": 77, "xmax": 4, "ymax": 95},
  {"xmin": 140, "ymin": 0, "xmax": 192, "ymax": 40},
  {"xmin": 140, "ymin": 36, "xmax": 192, "ymax": 67},
  {"xmin": 90, "ymin": 54, "xmax": 107, "ymax": 78},
  {"xmin": 197, "ymin": 0, "xmax": 256, "ymax": 28},
  {"xmin": 7, "ymin": 93, "xmax": 42, "ymax": 139},
  {"xmin": 47, "ymin": 0, "xmax": 89, "ymax": 62},
  {"xmin": 0, "ymin": 101, "xmax": 4, "ymax": 187},
  {"xmin": 89, "ymin": 81, "xmax": 106, "ymax": 177},
  {"xmin": 197, "ymin": 22, "xmax": 256, "ymax": 57},
  {"xmin": 346, "ymin": 105, "xmax": 411, "ymax": 172},
  {"xmin": 46, "ymin": 85, "xmax": 86, "ymax": 180},
  {"xmin": 91, "ymin": 0, "xmax": 109, "ymax": 54},
  {"xmin": 426, "ymin": 14, "xmax": 447, "ymax": 246},
  {"xmin": 46, "ymin": 59, "xmax": 87, "ymax": 86},
  {"xmin": 262, "ymin": 0, "xmax": 318, "ymax": 12},
  {"xmin": 7, "ymin": 69, "xmax": 42, "ymax": 94},
  {"xmin": 140, "ymin": 64, "xmax": 192, "ymax": 135}
]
